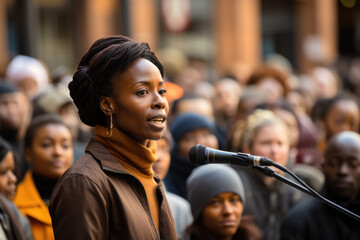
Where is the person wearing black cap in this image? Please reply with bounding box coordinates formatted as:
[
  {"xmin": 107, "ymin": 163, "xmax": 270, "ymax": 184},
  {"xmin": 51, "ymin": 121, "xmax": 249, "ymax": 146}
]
[
  {"xmin": 181, "ymin": 164, "xmax": 261, "ymax": 240},
  {"xmin": 164, "ymin": 112, "xmax": 220, "ymax": 199}
]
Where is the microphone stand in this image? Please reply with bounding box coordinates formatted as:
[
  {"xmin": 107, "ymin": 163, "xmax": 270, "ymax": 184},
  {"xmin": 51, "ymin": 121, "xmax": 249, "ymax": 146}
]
[{"xmin": 251, "ymin": 166, "xmax": 360, "ymax": 222}]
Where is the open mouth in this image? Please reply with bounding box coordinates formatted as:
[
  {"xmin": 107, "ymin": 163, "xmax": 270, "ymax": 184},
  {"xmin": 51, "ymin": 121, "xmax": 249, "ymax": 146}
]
[
  {"xmin": 149, "ymin": 117, "xmax": 166, "ymax": 124},
  {"xmin": 148, "ymin": 114, "xmax": 167, "ymax": 124}
]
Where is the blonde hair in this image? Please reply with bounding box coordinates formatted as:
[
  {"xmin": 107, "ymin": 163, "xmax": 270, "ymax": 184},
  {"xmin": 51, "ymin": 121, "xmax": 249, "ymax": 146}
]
[{"xmin": 231, "ymin": 109, "xmax": 289, "ymax": 151}]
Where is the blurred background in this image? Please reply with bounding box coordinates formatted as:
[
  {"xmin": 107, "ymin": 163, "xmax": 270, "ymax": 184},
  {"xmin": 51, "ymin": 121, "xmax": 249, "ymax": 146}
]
[{"xmin": 0, "ymin": 0, "xmax": 359, "ymax": 77}]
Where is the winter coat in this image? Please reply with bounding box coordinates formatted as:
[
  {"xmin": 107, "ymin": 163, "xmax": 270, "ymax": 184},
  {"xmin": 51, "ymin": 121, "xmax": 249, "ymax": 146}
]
[
  {"xmin": 49, "ymin": 138, "xmax": 177, "ymax": 240},
  {"xmin": 14, "ymin": 171, "xmax": 53, "ymax": 240}
]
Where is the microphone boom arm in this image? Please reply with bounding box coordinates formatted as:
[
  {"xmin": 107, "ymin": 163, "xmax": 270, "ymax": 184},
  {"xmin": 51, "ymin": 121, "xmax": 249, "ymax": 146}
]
[{"xmin": 252, "ymin": 166, "xmax": 360, "ymax": 222}]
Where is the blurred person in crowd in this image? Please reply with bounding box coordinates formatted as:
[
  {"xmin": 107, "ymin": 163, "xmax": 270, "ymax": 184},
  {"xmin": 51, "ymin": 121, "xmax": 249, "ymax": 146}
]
[
  {"xmin": 169, "ymin": 93, "xmax": 215, "ymax": 123},
  {"xmin": 31, "ymin": 84, "xmax": 88, "ymax": 161},
  {"xmin": 310, "ymin": 66, "xmax": 340, "ymax": 100},
  {"xmin": 5, "ymin": 55, "xmax": 50, "ymax": 101},
  {"xmin": 311, "ymin": 93, "xmax": 360, "ymax": 153},
  {"xmin": 0, "ymin": 136, "xmax": 18, "ymax": 201},
  {"xmin": 152, "ymin": 129, "xmax": 192, "ymax": 237},
  {"xmin": 187, "ymin": 57, "xmax": 212, "ymax": 85},
  {"xmin": 338, "ymin": 56, "xmax": 360, "ymax": 97},
  {"xmin": 0, "ymin": 137, "xmax": 33, "ymax": 240},
  {"xmin": 181, "ymin": 164, "xmax": 261, "ymax": 240},
  {"xmin": 213, "ymin": 77, "xmax": 243, "ymax": 133},
  {"xmin": 286, "ymin": 80, "xmax": 322, "ymax": 169},
  {"xmin": 253, "ymin": 101, "xmax": 324, "ymax": 190},
  {"xmin": 294, "ymin": 74, "xmax": 318, "ymax": 116},
  {"xmin": 14, "ymin": 114, "xmax": 73, "ymax": 240},
  {"xmin": 281, "ymin": 131, "xmax": 360, "ymax": 240},
  {"xmin": 230, "ymin": 109, "xmax": 304, "ymax": 240},
  {"xmin": 253, "ymin": 100, "xmax": 300, "ymax": 167},
  {"xmin": 0, "ymin": 192, "xmax": 33, "ymax": 240},
  {"xmin": 0, "ymin": 81, "xmax": 31, "ymax": 181},
  {"xmin": 246, "ymin": 64, "xmax": 289, "ymax": 104},
  {"xmin": 169, "ymin": 94, "xmax": 226, "ymax": 149},
  {"xmin": 165, "ymin": 112, "xmax": 220, "ymax": 199},
  {"xmin": 286, "ymin": 89, "xmax": 319, "ymax": 159},
  {"xmin": 227, "ymin": 86, "xmax": 266, "ymax": 151},
  {"xmin": 32, "ymin": 84, "xmax": 79, "ymax": 136},
  {"xmin": 193, "ymin": 80, "xmax": 216, "ymax": 102},
  {"xmin": 49, "ymin": 35, "xmax": 176, "ymax": 239},
  {"xmin": 173, "ymin": 66, "xmax": 204, "ymax": 95}
]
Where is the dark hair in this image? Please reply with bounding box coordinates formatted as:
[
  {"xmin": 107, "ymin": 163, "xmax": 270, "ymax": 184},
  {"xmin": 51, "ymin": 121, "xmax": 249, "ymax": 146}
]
[
  {"xmin": 69, "ymin": 35, "xmax": 164, "ymax": 127},
  {"xmin": 0, "ymin": 136, "xmax": 21, "ymax": 180},
  {"xmin": 24, "ymin": 114, "xmax": 70, "ymax": 149},
  {"xmin": 311, "ymin": 92, "xmax": 360, "ymax": 123},
  {"xmin": 247, "ymin": 64, "xmax": 289, "ymax": 96},
  {"xmin": 0, "ymin": 136, "xmax": 12, "ymax": 161},
  {"xmin": 254, "ymin": 99, "xmax": 300, "ymax": 129}
]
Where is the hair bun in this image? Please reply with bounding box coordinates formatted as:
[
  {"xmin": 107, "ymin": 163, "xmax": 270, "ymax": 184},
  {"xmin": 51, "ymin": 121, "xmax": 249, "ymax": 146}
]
[{"xmin": 69, "ymin": 66, "xmax": 99, "ymax": 126}]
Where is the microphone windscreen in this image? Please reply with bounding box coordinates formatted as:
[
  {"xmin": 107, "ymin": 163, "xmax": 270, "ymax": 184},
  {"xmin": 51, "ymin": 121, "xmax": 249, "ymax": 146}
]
[{"xmin": 189, "ymin": 144, "xmax": 207, "ymax": 165}]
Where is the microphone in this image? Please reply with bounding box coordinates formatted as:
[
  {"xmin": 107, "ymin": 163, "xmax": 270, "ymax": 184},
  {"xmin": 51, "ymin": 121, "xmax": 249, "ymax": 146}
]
[{"xmin": 189, "ymin": 144, "xmax": 274, "ymax": 167}]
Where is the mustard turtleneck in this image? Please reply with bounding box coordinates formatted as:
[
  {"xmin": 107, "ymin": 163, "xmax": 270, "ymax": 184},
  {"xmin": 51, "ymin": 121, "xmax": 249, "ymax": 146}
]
[{"xmin": 94, "ymin": 125, "xmax": 160, "ymax": 232}]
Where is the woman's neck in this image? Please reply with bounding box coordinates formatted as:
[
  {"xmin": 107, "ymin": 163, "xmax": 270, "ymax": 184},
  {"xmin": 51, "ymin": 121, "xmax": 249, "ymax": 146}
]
[{"xmin": 94, "ymin": 125, "xmax": 158, "ymax": 176}]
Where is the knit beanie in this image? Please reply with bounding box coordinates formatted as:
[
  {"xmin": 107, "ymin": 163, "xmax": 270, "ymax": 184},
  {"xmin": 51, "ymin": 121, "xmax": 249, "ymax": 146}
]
[
  {"xmin": 5, "ymin": 55, "xmax": 49, "ymax": 92},
  {"xmin": 186, "ymin": 164, "xmax": 245, "ymax": 220},
  {"xmin": 170, "ymin": 112, "xmax": 216, "ymax": 144}
]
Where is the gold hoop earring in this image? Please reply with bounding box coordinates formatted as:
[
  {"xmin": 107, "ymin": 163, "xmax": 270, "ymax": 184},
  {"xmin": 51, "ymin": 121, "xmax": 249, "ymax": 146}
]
[{"xmin": 106, "ymin": 114, "xmax": 113, "ymax": 137}]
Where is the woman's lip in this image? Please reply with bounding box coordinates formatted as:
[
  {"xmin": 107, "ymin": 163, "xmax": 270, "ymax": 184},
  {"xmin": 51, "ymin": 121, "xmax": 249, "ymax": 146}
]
[
  {"xmin": 147, "ymin": 120, "xmax": 166, "ymax": 130},
  {"xmin": 51, "ymin": 160, "xmax": 66, "ymax": 168},
  {"xmin": 220, "ymin": 220, "xmax": 237, "ymax": 227},
  {"xmin": 148, "ymin": 114, "xmax": 167, "ymax": 121}
]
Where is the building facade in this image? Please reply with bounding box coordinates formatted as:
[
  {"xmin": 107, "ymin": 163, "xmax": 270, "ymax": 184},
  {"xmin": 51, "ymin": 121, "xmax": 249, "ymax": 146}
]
[{"xmin": 0, "ymin": 0, "xmax": 357, "ymax": 78}]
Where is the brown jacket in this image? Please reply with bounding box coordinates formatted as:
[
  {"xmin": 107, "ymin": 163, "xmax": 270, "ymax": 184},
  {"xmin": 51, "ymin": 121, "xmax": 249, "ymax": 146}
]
[{"xmin": 49, "ymin": 139, "xmax": 176, "ymax": 240}]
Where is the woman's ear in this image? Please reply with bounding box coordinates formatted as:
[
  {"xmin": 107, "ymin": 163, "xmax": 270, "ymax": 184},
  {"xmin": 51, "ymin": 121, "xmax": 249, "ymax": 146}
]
[{"xmin": 99, "ymin": 96, "xmax": 115, "ymax": 115}]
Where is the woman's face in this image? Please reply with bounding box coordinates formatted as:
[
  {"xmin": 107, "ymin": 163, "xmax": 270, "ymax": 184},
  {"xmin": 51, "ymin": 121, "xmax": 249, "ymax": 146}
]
[
  {"xmin": 202, "ymin": 192, "xmax": 243, "ymax": 239},
  {"xmin": 25, "ymin": 124, "xmax": 73, "ymax": 179},
  {"xmin": 0, "ymin": 152, "xmax": 17, "ymax": 201},
  {"xmin": 108, "ymin": 58, "xmax": 169, "ymax": 145},
  {"xmin": 325, "ymin": 99, "xmax": 360, "ymax": 140},
  {"xmin": 248, "ymin": 124, "xmax": 290, "ymax": 169},
  {"xmin": 257, "ymin": 77, "xmax": 284, "ymax": 103}
]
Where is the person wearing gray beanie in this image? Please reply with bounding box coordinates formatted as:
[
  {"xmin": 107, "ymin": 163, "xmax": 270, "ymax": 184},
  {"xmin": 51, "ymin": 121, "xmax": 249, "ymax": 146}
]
[
  {"xmin": 180, "ymin": 164, "xmax": 261, "ymax": 240},
  {"xmin": 187, "ymin": 164, "xmax": 245, "ymax": 220}
]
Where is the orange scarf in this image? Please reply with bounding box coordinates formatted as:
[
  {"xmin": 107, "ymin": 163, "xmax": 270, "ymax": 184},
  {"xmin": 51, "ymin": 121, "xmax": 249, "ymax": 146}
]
[{"xmin": 94, "ymin": 125, "xmax": 160, "ymax": 231}]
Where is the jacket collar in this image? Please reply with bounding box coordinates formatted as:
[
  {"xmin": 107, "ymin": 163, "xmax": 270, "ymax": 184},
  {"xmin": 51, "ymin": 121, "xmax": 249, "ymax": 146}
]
[{"xmin": 85, "ymin": 138, "xmax": 161, "ymax": 183}]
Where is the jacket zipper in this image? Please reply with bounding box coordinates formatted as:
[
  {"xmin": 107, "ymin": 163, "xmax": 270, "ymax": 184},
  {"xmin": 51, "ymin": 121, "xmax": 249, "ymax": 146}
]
[{"xmin": 102, "ymin": 166, "xmax": 161, "ymax": 240}]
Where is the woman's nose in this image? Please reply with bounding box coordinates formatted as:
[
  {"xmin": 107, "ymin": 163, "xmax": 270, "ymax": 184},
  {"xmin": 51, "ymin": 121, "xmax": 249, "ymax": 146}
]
[
  {"xmin": 152, "ymin": 93, "xmax": 167, "ymax": 109},
  {"xmin": 222, "ymin": 200, "xmax": 234, "ymax": 215}
]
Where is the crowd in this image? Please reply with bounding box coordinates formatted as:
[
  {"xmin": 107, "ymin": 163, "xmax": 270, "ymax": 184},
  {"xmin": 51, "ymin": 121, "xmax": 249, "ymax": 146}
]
[{"xmin": 0, "ymin": 34, "xmax": 359, "ymax": 239}]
